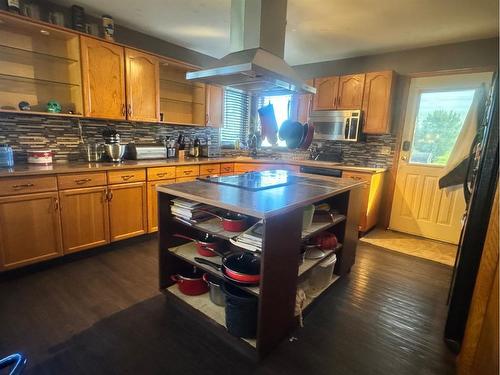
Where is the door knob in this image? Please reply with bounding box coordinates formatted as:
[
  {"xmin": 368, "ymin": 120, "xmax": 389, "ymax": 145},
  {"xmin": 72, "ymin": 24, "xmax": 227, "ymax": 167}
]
[{"xmin": 401, "ymin": 155, "xmax": 408, "ymax": 161}]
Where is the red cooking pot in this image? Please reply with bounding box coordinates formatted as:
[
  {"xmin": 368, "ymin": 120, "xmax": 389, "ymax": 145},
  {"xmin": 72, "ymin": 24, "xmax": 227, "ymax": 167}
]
[
  {"xmin": 312, "ymin": 232, "xmax": 338, "ymax": 250},
  {"xmin": 197, "ymin": 210, "xmax": 248, "ymax": 232},
  {"xmin": 170, "ymin": 269, "xmax": 208, "ymax": 296},
  {"xmin": 194, "ymin": 251, "xmax": 260, "ymax": 285},
  {"xmin": 173, "ymin": 233, "xmax": 218, "ymax": 257},
  {"xmin": 300, "ymin": 123, "xmax": 315, "ymax": 150}
]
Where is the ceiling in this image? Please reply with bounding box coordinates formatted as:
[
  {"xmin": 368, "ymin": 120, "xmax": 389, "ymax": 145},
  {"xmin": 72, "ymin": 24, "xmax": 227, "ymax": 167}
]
[{"xmin": 53, "ymin": 0, "xmax": 499, "ymax": 65}]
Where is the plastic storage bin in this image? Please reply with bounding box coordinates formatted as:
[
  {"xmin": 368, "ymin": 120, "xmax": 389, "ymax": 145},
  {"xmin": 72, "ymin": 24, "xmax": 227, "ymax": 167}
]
[{"xmin": 308, "ymin": 253, "xmax": 337, "ymax": 296}]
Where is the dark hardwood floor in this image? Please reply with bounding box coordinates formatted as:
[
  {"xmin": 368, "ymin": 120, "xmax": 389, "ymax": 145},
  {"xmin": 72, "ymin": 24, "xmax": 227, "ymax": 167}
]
[{"xmin": 0, "ymin": 235, "xmax": 456, "ymax": 375}]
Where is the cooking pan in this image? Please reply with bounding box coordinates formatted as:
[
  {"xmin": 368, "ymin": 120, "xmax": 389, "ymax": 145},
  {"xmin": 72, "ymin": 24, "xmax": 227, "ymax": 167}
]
[
  {"xmin": 285, "ymin": 121, "xmax": 306, "ymax": 149},
  {"xmin": 173, "ymin": 233, "xmax": 218, "ymax": 257},
  {"xmin": 194, "ymin": 250, "xmax": 260, "ymax": 284},
  {"xmin": 300, "ymin": 123, "xmax": 315, "ymax": 150},
  {"xmin": 196, "ymin": 210, "xmax": 248, "ymax": 232}
]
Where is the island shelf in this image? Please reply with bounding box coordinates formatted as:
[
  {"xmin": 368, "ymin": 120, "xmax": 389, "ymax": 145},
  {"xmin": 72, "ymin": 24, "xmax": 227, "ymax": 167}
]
[{"xmin": 157, "ymin": 174, "xmax": 363, "ymax": 358}]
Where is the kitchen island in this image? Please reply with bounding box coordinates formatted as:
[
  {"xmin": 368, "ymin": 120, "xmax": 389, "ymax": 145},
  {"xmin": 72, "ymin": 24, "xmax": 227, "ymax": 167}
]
[{"xmin": 157, "ymin": 171, "xmax": 363, "ymax": 358}]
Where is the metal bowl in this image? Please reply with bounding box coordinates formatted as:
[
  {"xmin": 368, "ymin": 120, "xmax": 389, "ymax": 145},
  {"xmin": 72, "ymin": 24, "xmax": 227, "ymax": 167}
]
[{"xmin": 104, "ymin": 144, "xmax": 125, "ymax": 162}]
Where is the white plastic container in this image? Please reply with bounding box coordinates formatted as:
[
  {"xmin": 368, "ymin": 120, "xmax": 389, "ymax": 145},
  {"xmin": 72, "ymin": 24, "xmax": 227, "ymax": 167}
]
[
  {"xmin": 27, "ymin": 150, "xmax": 53, "ymax": 164},
  {"xmin": 308, "ymin": 253, "xmax": 337, "ymax": 295},
  {"xmin": 302, "ymin": 204, "xmax": 315, "ymax": 230}
]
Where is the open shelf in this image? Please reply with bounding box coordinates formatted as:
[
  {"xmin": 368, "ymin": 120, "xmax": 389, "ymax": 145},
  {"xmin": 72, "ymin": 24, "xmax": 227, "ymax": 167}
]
[
  {"xmin": 0, "ymin": 73, "xmax": 79, "ymax": 87},
  {"xmin": 298, "ymin": 243, "xmax": 342, "ymax": 277},
  {"xmin": 301, "ymin": 214, "xmax": 346, "ymax": 240},
  {"xmin": 165, "ymin": 284, "xmax": 257, "ymax": 348},
  {"xmin": 0, "ymin": 109, "xmax": 82, "ymax": 117},
  {"xmin": 173, "ymin": 216, "xmax": 245, "ymax": 240},
  {"xmin": 303, "ymin": 275, "xmax": 341, "ymax": 310},
  {"xmin": 168, "ymin": 242, "xmax": 260, "ymax": 296},
  {"xmin": 0, "ymin": 44, "xmax": 79, "ymax": 64}
]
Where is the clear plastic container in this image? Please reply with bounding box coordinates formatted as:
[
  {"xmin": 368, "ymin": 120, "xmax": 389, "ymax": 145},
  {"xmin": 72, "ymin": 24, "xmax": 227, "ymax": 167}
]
[
  {"xmin": 302, "ymin": 204, "xmax": 315, "ymax": 230},
  {"xmin": 0, "ymin": 144, "xmax": 14, "ymax": 168},
  {"xmin": 308, "ymin": 253, "xmax": 337, "ymax": 295}
]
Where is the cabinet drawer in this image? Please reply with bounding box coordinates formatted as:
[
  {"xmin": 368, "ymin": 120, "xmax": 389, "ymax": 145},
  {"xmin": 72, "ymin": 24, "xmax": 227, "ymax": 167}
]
[
  {"xmin": 342, "ymin": 171, "xmax": 371, "ymax": 186},
  {"xmin": 107, "ymin": 169, "xmax": 146, "ymax": 184},
  {"xmin": 0, "ymin": 175, "xmax": 57, "ymax": 196},
  {"xmin": 220, "ymin": 163, "xmax": 234, "ymax": 173},
  {"xmin": 175, "ymin": 165, "xmax": 199, "ymax": 178},
  {"xmin": 234, "ymin": 163, "xmax": 259, "ymax": 173},
  {"xmin": 200, "ymin": 164, "xmax": 220, "ymax": 176},
  {"xmin": 147, "ymin": 167, "xmax": 176, "ymax": 181},
  {"xmin": 176, "ymin": 176, "xmax": 198, "ymax": 183},
  {"xmin": 57, "ymin": 172, "xmax": 107, "ymax": 190}
]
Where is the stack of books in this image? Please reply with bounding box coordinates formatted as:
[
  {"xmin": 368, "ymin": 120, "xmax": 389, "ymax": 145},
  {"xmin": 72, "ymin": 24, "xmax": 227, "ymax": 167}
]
[
  {"xmin": 231, "ymin": 221, "xmax": 263, "ymax": 252},
  {"xmin": 171, "ymin": 198, "xmax": 213, "ymax": 225}
]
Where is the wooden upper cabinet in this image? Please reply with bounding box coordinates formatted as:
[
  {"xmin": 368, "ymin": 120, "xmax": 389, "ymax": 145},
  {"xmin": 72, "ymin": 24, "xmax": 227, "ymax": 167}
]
[
  {"xmin": 80, "ymin": 36, "xmax": 126, "ymax": 120},
  {"xmin": 337, "ymin": 74, "xmax": 365, "ymax": 109},
  {"xmin": 362, "ymin": 71, "xmax": 395, "ymax": 134},
  {"xmin": 206, "ymin": 85, "xmax": 224, "ymax": 127},
  {"xmin": 0, "ymin": 192, "xmax": 62, "ymax": 271},
  {"xmin": 125, "ymin": 48, "xmax": 160, "ymax": 122},
  {"xmin": 312, "ymin": 76, "xmax": 339, "ymax": 110}
]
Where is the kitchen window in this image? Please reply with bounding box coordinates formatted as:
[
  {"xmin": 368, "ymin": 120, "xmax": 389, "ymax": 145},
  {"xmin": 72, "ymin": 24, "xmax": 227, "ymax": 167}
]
[
  {"xmin": 220, "ymin": 88, "xmax": 250, "ymax": 146},
  {"xmin": 257, "ymin": 95, "xmax": 292, "ymax": 147}
]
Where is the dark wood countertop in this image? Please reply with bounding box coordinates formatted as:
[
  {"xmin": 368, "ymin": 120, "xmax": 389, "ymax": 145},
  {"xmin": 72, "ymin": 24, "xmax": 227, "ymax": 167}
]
[
  {"xmin": 156, "ymin": 174, "xmax": 364, "ymax": 219},
  {"xmin": 0, "ymin": 157, "xmax": 386, "ymax": 178}
]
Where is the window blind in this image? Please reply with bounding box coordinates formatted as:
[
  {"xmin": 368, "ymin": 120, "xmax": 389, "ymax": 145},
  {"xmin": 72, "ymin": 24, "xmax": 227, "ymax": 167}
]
[{"xmin": 220, "ymin": 89, "xmax": 250, "ymax": 145}]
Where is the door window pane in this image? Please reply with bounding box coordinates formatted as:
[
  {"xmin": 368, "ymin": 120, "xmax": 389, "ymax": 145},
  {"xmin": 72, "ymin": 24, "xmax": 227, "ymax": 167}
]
[{"xmin": 409, "ymin": 90, "xmax": 475, "ymax": 165}]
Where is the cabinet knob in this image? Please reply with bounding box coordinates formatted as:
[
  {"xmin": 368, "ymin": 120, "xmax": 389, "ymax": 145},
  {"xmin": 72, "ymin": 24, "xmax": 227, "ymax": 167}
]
[{"xmin": 121, "ymin": 175, "xmax": 134, "ymax": 181}]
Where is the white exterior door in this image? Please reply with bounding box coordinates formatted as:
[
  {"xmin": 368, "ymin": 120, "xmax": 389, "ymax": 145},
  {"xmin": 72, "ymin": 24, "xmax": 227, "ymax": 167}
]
[{"xmin": 389, "ymin": 72, "xmax": 493, "ymax": 244}]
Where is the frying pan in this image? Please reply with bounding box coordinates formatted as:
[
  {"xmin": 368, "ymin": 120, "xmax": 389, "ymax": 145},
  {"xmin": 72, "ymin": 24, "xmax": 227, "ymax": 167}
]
[
  {"xmin": 173, "ymin": 233, "xmax": 218, "ymax": 257},
  {"xmin": 194, "ymin": 250, "xmax": 260, "ymax": 284},
  {"xmin": 300, "ymin": 123, "xmax": 315, "ymax": 150},
  {"xmin": 196, "ymin": 210, "xmax": 248, "ymax": 232}
]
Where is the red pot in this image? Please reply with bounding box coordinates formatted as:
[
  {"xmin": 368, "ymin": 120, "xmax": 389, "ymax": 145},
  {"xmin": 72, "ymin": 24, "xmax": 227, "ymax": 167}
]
[
  {"xmin": 313, "ymin": 233, "xmax": 338, "ymax": 250},
  {"xmin": 173, "ymin": 233, "xmax": 218, "ymax": 257},
  {"xmin": 171, "ymin": 271, "xmax": 208, "ymax": 296},
  {"xmin": 197, "ymin": 210, "xmax": 248, "ymax": 232}
]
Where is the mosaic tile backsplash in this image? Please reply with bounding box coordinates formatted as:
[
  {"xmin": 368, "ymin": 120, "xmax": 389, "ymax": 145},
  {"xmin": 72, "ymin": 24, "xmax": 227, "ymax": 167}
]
[
  {"xmin": 0, "ymin": 114, "xmax": 395, "ymax": 168},
  {"xmin": 0, "ymin": 114, "xmax": 220, "ymax": 163}
]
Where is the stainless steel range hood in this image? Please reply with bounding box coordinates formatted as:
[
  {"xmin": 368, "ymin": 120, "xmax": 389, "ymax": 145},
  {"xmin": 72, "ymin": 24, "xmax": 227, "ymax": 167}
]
[{"xmin": 186, "ymin": 0, "xmax": 315, "ymax": 96}]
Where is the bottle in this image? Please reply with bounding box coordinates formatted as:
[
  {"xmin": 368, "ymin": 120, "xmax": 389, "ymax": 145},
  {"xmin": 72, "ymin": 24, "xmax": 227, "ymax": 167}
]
[
  {"xmin": 7, "ymin": 0, "xmax": 20, "ymax": 14},
  {"xmin": 102, "ymin": 15, "xmax": 115, "ymax": 41},
  {"xmin": 177, "ymin": 132, "xmax": 185, "ymax": 150}
]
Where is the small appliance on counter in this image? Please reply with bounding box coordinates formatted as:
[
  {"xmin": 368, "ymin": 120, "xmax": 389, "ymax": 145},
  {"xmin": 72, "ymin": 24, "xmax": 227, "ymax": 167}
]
[
  {"xmin": 124, "ymin": 143, "xmax": 167, "ymax": 160},
  {"xmin": 102, "ymin": 127, "xmax": 124, "ymax": 163},
  {"xmin": 27, "ymin": 149, "xmax": 53, "ymax": 165},
  {"xmin": 0, "ymin": 144, "xmax": 14, "ymax": 168}
]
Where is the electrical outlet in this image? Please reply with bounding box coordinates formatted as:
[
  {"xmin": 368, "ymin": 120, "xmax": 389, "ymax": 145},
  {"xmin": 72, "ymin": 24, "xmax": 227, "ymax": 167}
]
[{"xmin": 380, "ymin": 146, "xmax": 391, "ymax": 155}]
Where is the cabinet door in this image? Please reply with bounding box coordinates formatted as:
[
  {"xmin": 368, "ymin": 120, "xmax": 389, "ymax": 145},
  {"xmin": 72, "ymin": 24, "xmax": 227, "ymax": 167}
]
[
  {"xmin": 0, "ymin": 192, "xmax": 62, "ymax": 270},
  {"xmin": 147, "ymin": 179, "xmax": 175, "ymax": 233},
  {"xmin": 59, "ymin": 187, "xmax": 109, "ymax": 253},
  {"xmin": 362, "ymin": 71, "xmax": 395, "ymax": 134},
  {"xmin": 81, "ymin": 36, "xmax": 126, "ymax": 119},
  {"xmin": 206, "ymin": 85, "xmax": 224, "ymax": 127},
  {"xmin": 337, "ymin": 74, "xmax": 365, "ymax": 109},
  {"xmin": 312, "ymin": 76, "xmax": 339, "ymax": 110},
  {"xmin": 343, "ymin": 171, "xmax": 370, "ymax": 231},
  {"xmin": 125, "ymin": 48, "xmax": 160, "ymax": 122},
  {"xmin": 108, "ymin": 182, "xmax": 147, "ymax": 241}
]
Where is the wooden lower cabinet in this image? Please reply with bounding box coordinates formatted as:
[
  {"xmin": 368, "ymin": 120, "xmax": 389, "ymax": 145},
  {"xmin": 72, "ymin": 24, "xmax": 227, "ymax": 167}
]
[
  {"xmin": 59, "ymin": 186, "xmax": 109, "ymax": 253},
  {"xmin": 0, "ymin": 192, "xmax": 63, "ymax": 270},
  {"xmin": 342, "ymin": 171, "xmax": 385, "ymax": 232},
  {"xmin": 175, "ymin": 176, "xmax": 198, "ymax": 183},
  {"xmin": 233, "ymin": 163, "xmax": 260, "ymax": 174},
  {"xmin": 108, "ymin": 182, "xmax": 147, "ymax": 241},
  {"xmin": 148, "ymin": 179, "xmax": 175, "ymax": 233}
]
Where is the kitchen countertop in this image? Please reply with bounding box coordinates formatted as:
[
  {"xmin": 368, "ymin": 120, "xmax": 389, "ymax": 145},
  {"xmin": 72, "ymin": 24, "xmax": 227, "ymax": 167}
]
[
  {"xmin": 0, "ymin": 157, "xmax": 387, "ymax": 177},
  {"xmin": 157, "ymin": 173, "xmax": 364, "ymax": 219}
]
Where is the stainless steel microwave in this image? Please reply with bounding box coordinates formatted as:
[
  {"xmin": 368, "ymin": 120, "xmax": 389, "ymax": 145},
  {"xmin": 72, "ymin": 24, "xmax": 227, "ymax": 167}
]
[{"xmin": 309, "ymin": 110, "xmax": 362, "ymax": 142}]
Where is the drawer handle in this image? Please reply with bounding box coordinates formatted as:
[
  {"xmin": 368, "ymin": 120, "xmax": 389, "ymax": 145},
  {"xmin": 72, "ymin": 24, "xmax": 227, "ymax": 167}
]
[
  {"xmin": 121, "ymin": 175, "xmax": 134, "ymax": 181},
  {"xmin": 75, "ymin": 178, "xmax": 92, "ymax": 185},
  {"xmin": 183, "ymin": 170, "xmax": 192, "ymax": 175},
  {"xmin": 12, "ymin": 183, "xmax": 34, "ymax": 189},
  {"xmin": 206, "ymin": 168, "xmax": 214, "ymax": 173},
  {"xmin": 350, "ymin": 176, "xmax": 362, "ymax": 180},
  {"xmin": 156, "ymin": 173, "xmax": 167, "ymax": 178}
]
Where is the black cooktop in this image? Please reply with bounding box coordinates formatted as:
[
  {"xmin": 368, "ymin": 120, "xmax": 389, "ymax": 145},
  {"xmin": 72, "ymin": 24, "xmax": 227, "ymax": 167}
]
[{"xmin": 199, "ymin": 169, "xmax": 298, "ymax": 191}]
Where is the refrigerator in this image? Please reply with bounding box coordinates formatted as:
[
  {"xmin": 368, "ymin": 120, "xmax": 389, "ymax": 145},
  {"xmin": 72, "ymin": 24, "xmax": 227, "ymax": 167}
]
[{"xmin": 444, "ymin": 73, "xmax": 499, "ymax": 353}]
